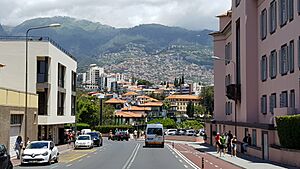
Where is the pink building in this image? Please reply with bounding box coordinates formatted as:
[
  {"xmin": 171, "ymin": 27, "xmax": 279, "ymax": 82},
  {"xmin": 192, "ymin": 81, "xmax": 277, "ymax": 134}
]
[{"xmin": 207, "ymin": 0, "xmax": 300, "ymax": 167}]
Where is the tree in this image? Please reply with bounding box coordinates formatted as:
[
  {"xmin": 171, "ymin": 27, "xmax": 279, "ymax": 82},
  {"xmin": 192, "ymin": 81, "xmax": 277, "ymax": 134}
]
[
  {"xmin": 163, "ymin": 100, "xmax": 171, "ymax": 111},
  {"xmin": 200, "ymin": 86, "xmax": 214, "ymax": 115},
  {"xmin": 194, "ymin": 105, "xmax": 206, "ymax": 116},
  {"xmin": 186, "ymin": 101, "xmax": 194, "ymax": 118},
  {"xmin": 147, "ymin": 118, "xmax": 176, "ymax": 129},
  {"xmin": 181, "ymin": 74, "xmax": 185, "ymax": 84},
  {"xmin": 137, "ymin": 79, "xmax": 153, "ymax": 86}
]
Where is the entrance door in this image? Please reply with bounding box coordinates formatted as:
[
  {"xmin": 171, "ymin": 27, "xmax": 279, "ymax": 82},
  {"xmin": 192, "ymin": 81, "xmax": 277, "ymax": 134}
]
[
  {"xmin": 262, "ymin": 131, "xmax": 269, "ymax": 160},
  {"xmin": 9, "ymin": 126, "xmax": 21, "ymax": 157}
]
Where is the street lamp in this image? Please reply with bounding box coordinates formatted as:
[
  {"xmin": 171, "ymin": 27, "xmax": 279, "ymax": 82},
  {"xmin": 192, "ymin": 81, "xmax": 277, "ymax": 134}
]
[
  {"xmin": 24, "ymin": 23, "xmax": 61, "ymax": 146},
  {"xmin": 211, "ymin": 56, "xmax": 238, "ymax": 137}
]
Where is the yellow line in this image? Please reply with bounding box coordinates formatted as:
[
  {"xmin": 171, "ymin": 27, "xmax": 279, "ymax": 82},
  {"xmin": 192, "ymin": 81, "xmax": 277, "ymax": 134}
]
[{"xmin": 67, "ymin": 154, "xmax": 88, "ymax": 163}]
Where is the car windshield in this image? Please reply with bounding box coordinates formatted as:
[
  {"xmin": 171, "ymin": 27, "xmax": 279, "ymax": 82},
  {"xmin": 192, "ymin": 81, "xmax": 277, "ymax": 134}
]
[
  {"xmin": 169, "ymin": 130, "xmax": 176, "ymax": 132},
  {"xmin": 78, "ymin": 136, "xmax": 90, "ymax": 140},
  {"xmin": 147, "ymin": 128, "xmax": 163, "ymax": 136},
  {"xmin": 0, "ymin": 144, "xmax": 7, "ymax": 155},
  {"xmin": 27, "ymin": 142, "xmax": 48, "ymax": 149}
]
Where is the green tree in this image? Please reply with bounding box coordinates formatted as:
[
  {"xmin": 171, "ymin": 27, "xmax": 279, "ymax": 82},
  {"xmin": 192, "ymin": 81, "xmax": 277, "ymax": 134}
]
[
  {"xmin": 200, "ymin": 86, "xmax": 214, "ymax": 115},
  {"xmin": 163, "ymin": 100, "xmax": 171, "ymax": 111},
  {"xmin": 186, "ymin": 101, "xmax": 194, "ymax": 118},
  {"xmin": 147, "ymin": 118, "xmax": 176, "ymax": 129},
  {"xmin": 178, "ymin": 120, "xmax": 203, "ymax": 130},
  {"xmin": 137, "ymin": 79, "xmax": 153, "ymax": 86},
  {"xmin": 194, "ymin": 105, "xmax": 206, "ymax": 116}
]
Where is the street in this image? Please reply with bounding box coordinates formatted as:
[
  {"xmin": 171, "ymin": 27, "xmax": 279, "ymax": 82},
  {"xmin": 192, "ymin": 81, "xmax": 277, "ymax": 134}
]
[{"xmin": 14, "ymin": 139, "xmax": 241, "ymax": 169}]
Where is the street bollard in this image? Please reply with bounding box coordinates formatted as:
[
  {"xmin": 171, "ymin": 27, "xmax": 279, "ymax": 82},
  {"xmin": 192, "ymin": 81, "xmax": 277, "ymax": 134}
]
[
  {"xmin": 202, "ymin": 157, "xmax": 204, "ymax": 169},
  {"xmin": 172, "ymin": 142, "xmax": 175, "ymax": 148}
]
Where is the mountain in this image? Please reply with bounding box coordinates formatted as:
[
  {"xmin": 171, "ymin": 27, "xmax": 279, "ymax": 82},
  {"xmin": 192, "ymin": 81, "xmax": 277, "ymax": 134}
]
[{"xmin": 2, "ymin": 16, "xmax": 214, "ymax": 83}]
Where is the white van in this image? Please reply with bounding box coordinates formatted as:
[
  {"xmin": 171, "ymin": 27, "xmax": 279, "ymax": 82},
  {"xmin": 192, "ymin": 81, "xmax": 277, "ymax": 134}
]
[
  {"xmin": 81, "ymin": 129, "xmax": 92, "ymax": 135},
  {"xmin": 145, "ymin": 124, "xmax": 164, "ymax": 148}
]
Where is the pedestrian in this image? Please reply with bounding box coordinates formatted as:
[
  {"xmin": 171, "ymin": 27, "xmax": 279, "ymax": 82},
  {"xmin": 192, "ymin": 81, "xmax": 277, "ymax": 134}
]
[
  {"xmin": 219, "ymin": 134, "xmax": 226, "ymax": 157},
  {"xmin": 133, "ymin": 130, "xmax": 138, "ymax": 140},
  {"xmin": 227, "ymin": 131, "xmax": 233, "ymax": 154},
  {"xmin": 242, "ymin": 134, "xmax": 251, "ymax": 153},
  {"xmin": 14, "ymin": 136, "xmax": 23, "ymax": 159},
  {"xmin": 231, "ymin": 135, "xmax": 237, "ymax": 157},
  {"xmin": 215, "ymin": 133, "xmax": 221, "ymax": 153},
  {"xmin": 26, "ymin": 137, "xmax": 30, "ymax": 146}
]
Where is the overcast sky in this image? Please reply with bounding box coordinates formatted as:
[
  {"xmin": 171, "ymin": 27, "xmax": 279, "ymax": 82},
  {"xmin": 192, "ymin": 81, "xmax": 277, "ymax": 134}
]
[{"xmin": 0, "ymin": 0, "xmax": 231, "ymax": 30}]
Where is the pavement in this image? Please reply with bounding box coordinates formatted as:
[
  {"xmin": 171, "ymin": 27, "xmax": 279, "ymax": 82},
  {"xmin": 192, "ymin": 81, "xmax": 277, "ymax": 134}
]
[{"xmin": 166, "ymin": 140, "xmax": 299, "ymax": 169}]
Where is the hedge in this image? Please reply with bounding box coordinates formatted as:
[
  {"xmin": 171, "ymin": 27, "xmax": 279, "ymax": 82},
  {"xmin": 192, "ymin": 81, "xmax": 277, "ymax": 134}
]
[
  {"xmin": 94, "ymin": 125, "xmax": 133, "ymax": 133},
  {"xmin": 65, "ymin": 123, "xmax": 90, "ymax": 131},
  {"xmin": 147, "ymin": 118, "xmax": 176, "ymax": 129},
  {"xmin": 275, "ymin": 114, "xmax": 300, "ymax": 150}
]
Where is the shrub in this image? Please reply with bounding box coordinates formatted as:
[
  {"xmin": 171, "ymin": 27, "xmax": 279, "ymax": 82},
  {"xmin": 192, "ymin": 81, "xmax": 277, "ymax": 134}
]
[
  {"xmin": 275, "ymin": 115, "xmax": 300, "ymax": 150},
  {"xmin": 65, "ymin": 123, "xmax": 90, "ymax": 131},
  {"xmin": 178, "ymin": 120, "xmax": 204, "ymax": 130},
  {"xmin": 147, "ymin": 118, "xmax": 176, "ymax": 129},
  {"xmin": 94, "ymin": 125, "xmax": 133, "ymax": 133}
]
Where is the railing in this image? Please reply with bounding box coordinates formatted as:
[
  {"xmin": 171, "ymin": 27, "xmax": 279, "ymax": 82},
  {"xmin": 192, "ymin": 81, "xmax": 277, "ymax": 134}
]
[{"xmin": 0, "ymin": 36, "xmax": 76, "ymax": 61}]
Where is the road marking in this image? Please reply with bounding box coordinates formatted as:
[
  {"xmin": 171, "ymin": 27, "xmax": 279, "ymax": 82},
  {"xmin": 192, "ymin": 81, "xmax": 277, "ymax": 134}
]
[
  {"xmin": 78, "ymin": 159, "xmax": 82, "ymax": 162},
  {"xmin": 209, "ymin": 162, "xmax": 213, "ymax": 165},
  {"xmin": 167, "ymin": 144, "xmax": 201, "ymax": 169},
  {"xmin": 184, "ymin": 164, "xmax": 189, "ymax": 168},
  {"xmin": 179, "ymin": 159, "xmax": 183, "ymax": 163},
  {"xmin": 215, "ymin": 165, "xmax": 218, "ymax": 168},
  {"xmin": 175, "ymin": 155, "xmax": 178, "ymax": 158},
  {"xmin": 66, "ymin": 164, "xmax": 72, "ymax": 167},
  {"xmin": 87, "ymin": 155, "xmax": 91, "ymax": 158},
  {"xmin": 122, "ymin": 144, "xmax": 140, "ymax": 169},
  {"xmin": 94, "ymin": 152, "xmax": 97, "ymax": 155},
  {"xmin": 126, "ymin": 144, "xmax": 140, "ymax": 169},
  {"xmin": 67, "ymin": 154, "xmax": 87, "ymax": 163},
  {"xmin": 51, "ymin": 166, "xmax": 58, "ymax": 169}
]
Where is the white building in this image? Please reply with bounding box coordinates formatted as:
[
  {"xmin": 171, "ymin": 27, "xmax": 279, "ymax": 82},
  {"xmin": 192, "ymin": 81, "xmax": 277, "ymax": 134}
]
[
  {"xmin": 85, "ymin": 64, "xmax": 104, "ymax": 85},
  {"xmin": 0, "ymin": 36, "xmax": 77, "ymax": 145}
]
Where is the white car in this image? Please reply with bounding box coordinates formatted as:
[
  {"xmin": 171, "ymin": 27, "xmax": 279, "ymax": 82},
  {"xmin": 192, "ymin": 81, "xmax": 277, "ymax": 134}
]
[
  {"xmin": 185, "ymin": 130, "xmax": 196, "ymax": 136},
  {"xmin": 75, "ymin": 135, "xmax": 93, "ymax": 149},
  {"xmin": 165, "ymin": 129, "xmax": 177, "ymax": 135},
  {"xmin": 21, "ymin": 141, "xmax": 59, "ymax": 165}
]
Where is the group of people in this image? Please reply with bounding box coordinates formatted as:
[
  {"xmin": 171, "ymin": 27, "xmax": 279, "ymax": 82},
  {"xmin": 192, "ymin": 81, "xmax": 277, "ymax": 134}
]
[{"xmin": 215, "ymin": 131, "xmax": 252, "ymax": 157}]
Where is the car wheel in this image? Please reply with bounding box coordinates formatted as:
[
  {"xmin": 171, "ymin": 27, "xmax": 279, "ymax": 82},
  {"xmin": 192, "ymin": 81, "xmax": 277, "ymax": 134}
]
[{"xmin": 161, "ymin": 143, "xmax": 164, "ymax": 148}]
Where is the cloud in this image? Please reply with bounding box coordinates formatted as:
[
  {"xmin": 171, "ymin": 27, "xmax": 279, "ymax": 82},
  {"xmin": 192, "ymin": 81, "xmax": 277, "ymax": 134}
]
[{"xmin": 0, "ymin": 0, "xmax": 231, "ymax": 30}]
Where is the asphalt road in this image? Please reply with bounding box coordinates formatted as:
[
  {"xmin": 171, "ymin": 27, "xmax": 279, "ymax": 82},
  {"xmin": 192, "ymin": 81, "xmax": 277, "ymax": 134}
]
[{"xmin": 15, "ymin": 139, "xmax": 197, "ymax": 169}]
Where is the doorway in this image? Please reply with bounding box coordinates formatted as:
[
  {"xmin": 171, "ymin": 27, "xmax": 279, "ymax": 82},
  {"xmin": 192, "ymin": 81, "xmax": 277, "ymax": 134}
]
[{"xmin": 262, "ymin": 131, "xmax": 269, "ymax": 160}]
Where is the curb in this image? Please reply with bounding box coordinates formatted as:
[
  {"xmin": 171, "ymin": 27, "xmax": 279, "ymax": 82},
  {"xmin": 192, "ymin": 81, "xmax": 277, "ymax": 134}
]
[{"xmin": 204, "ymin": 152, "xmax": 247, "ymax": 169}]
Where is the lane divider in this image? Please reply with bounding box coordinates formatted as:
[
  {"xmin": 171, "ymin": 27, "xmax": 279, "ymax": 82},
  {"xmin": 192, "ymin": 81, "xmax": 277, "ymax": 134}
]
[{"xmin": 122, "ymin": 144, "xmax": 140, "ymax": 169}]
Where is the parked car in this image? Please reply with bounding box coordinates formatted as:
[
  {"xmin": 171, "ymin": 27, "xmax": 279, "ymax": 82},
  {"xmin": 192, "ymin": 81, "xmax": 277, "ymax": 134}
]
[
  {"xmin": 81, "ymin": 129, "xmax": 92, "ymax": 135},
  {"xmin": 113, "ymin": 131, "xmax": 129, "ymax": 141},
  {"xmin": 176, "ymin": 129, "xmax": 186, "ymax": 135},
  {"xmin": 185, "ymin": 130, "xmax": 196, "ymax": 136},
  {"xmin": 75, "ymin": 135, "xmax": 93, "ymax": 149},
  {"xmin": 165, "ymin": 129, "xmax": 177, "ymax": 135},
  {"xmin": 21, "ymin": 141, "xmax": 59, "ymax": 165},
  {"xmin": 0, "ymin": 144, "xmax": 13, "ymax": 169},
  {"xmin": 87, "ymin": 132, "xmax": 103, "ymax": 147}
]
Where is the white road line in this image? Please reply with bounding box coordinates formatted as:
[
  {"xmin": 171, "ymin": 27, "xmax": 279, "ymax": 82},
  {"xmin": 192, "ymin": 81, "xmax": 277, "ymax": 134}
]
[
  {"xmin": 78, "ymin": 159, "xmax": 82, "ymax": 162},
  {"xmin": 94, "ymin": 152, "xmax": 97, "ymax": 155},
  {"xmin": 179, "ymin": 159, "xmax": 183, "ymax": 163},
  {"xmin": 167, "ymin": 144, "xmax": 201, "ymax": 169},
  {"xmin": 209, "ymin": 162, "xmax": 213, "ymax": 165},
  {"xmin": 215, "ymin": 165, "xmax": 218, "ymax": 168},
  {"xmin": 126, "ymin": 144, "xmax": 140, "ymax": 169},
  {"xmin": 184, "ymin": 165, "xmax": 189, "ymax": 168},
  {"xmin": 205, "ymin": 160, "xmax": 208, "ymax": 162},
  {"xmin": 66, "ymin": 164, "xmax": 72, "ymax": 167},
  {"xmin": 87, "ymin": 155, "xmax": 91, "ymax": 158},
  {"xmin": 121, "ymin": 144, "xmax": 140, "ymax": 169},
  {"xmin": 175, "ymin": 155, "xmax": 178, "ymax": 158},
  {"xmin": 51, "ymin": 166, "xmax": 58, "ymax": 169}
]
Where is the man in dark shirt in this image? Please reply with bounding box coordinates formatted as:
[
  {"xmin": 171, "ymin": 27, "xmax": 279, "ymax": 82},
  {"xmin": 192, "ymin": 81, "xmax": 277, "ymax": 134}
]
[
  {"xmin": 242, "ymin": 134, "xmax": 251, "ymax": 153},
  {"xmin": 227, "ymin": 131, "xmax": 233, "ymax": 154}
]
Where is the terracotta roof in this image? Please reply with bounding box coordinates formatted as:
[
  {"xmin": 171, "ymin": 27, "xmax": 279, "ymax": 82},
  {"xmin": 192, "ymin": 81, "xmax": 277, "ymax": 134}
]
[
  {"xmin": 139, "ymin": 102, "xmax": 163, "ymax": 107},
  {"xmin": 137, "ymin": 95, "xmax": 159, "ymax": 102},
  {"xmin": 123, "ymin": 91, "xmax": 138, "ymax": 96},
  {"xmin": 105, "ymin": 98, "xmax": 126, "ymax": 104},
  {"xmin": 121, "ymin": 106, "xmax": 151, "ymax": 111},
  {"xmin": 115, "ymin": 111, "xmax": 145, "ymax": 118},
  {"xmin": 166, "ymin": 95, "xmax": 200, "ymax": 100}
]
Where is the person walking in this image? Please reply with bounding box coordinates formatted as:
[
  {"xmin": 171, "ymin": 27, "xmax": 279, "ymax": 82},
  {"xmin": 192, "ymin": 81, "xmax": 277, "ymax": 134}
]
[
  {"xmin": 215, "ymin": 133, "xmax": 221, "ymax": 153},
  {"xmin": 227, "ymin": 131, "xmax": 233, "ymax": 154},
  {"xmin": 133, "ymin": 130, "xmax": 138, "ymax": 140},
  {"xmin": 231, "ymin": 135, "xmax": 237, "ymax": 157},
  {"xmin": 14, "ymin": 136, "xmax": 23, "ymax": 159},
  {"xmin": 219, "ymin": 134, "xmax": 226, "ymax": 157}
]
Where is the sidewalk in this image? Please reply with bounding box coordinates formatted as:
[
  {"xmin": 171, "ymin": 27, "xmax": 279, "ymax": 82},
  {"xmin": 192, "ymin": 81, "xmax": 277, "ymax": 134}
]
[
  {"xmin": 11, "ymin": 143, "xmax": 73, "ymax": 167},
  {"xmin": 185, "ymin": 142, "xmax": 298, "ymax": 169}
]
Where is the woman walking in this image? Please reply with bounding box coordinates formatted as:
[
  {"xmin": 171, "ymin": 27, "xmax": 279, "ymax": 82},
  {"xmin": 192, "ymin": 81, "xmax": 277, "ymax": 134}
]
[
  {"xmin": 14, "ymin": 136, "xmax": 23, "ymax": 159},
  {"xmin": 231, "ymin": 135, "xmax": 237, "ymax": 157}
]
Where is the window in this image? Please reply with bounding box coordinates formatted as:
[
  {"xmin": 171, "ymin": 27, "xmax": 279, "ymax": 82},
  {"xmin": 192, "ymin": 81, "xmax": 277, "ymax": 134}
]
[
  {"xmin": 261, "ymin": 95, "xmax": 267, "ymax": 114},
  {"xmin": 261, "ymin": 55, "xmax": 267, "ymax": 81},
  {"xmin": 269, "ymin": 93, "xmax": 277, "ymax": 114},
  {"xmin": 298, "ymin": 0, "xmax": 300, "ymax": 14},
  {"xmin": 270, "ymin": 1, "xmax": 277, "ymax": 34},
  {"xmin": 261, "ymin": 9, "xmax": 267, "ymax": 40},
  {"xmin": 37, "ymin": 58, "xmax": 48, "ymax": 83},
  {"xmin": 288, "ymin": 0, "xmax": 294, "ymax": 21},
  {"xmin": 279, "ymin": 0, "xmax": 288, "ymax": 26},
  {"xmin": 225, "ymin": 102, "xmax": 232, "ymax": 115},
  {"xmin": 290, "ymin": 89, "xmax": 295, "ymax": 109},
  {"xmin": 71, "ymin": 95, "xmax": 76, "ymax": 116},
  {"xmin": 236, "ymin": 19, "xmax": 241, "ymax": 84},
  {"xmin": 57, "ymin": 92, "xmax": 65, "ymax": 116},
  {"xmin": 280, "ymin": 44, "xmax": 289, "ymax": 75},
  {"xmin": 280, "ymin": 91, "xmax": 288, "ymax": 107},
  {"xmin": 235, "ymin": 0, "xmax": 241, "ymax": 7},
  {"xmin": 72, "ymin": 71, "xmax": 76, "ymax": 92},
  {"xmin": 225, "ymin": 74, "xmax": 232, "ymax": 86},
  {"xmin": 10, "ymin": 115, "xmax": 23, "ymax": 125},
  {"xmin": 58, "ymin": 63, "xmax": 66, "ymax": 88},
  {"xmin": 225, "ymin": 42, "xmax": 232, "ymax": 65},
  {"xmin": 38, "ymin": 90, "xmax": 48, "ymax": 115},
  {"xmin": 289, "ymin": 40, "xmax": 294, "ymax": 73},
  {"xmin": 269, "ymin": 50, "xmax": 277, "ymax": 79},
  {"xmin": 252, "ymin": 129, "xmax": 257, "ymax": 146}
]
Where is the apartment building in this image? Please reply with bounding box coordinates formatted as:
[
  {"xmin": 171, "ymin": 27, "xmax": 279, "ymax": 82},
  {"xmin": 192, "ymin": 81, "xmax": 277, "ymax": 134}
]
[
  {"xmin": 0, "ymin": 36, "xmax": 77, "ymax": 146},
  {"xmin": 165, "ymin": 95, "xmax": 200, "ymax": 114},
  {"xmin": 208, "ymin": 0, "xmax": 300, "ymax": 166}
]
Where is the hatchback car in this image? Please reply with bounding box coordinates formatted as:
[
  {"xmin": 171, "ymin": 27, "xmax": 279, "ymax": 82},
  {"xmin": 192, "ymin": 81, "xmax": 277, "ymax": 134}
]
[
  {"xmin": 185, "ymin": 129, "xmax": 196, "ymax": 136},
  {"xmin": 165, "ymin": 129, "xmax": 177, "ymax": 135},
  {"xmin": 0, "ymin": 144, "xmax": 13, "ymax": 169},
  {"xmin": 21, "ymin": 141, "xmax": 59, "ymax": 165},
  {"xmin": 87, "ymin": 132, "xmax": 103, "ymax": 147},
  {"xmin": 75, "ymin": 135, "xmax": 93, "ymax": 149}
]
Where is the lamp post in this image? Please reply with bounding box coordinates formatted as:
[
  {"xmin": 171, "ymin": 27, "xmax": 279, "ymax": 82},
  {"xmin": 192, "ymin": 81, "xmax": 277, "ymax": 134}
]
[
  {"xmin": 24, "ymin": 23, "xmax": 61, "ymax": 146},
  {"xmin": 97, "ymin": 94, "xmax": 105, "ymax": 126},
  {"xmin": 211, "ymin": 56, "xmax": 238, "ymax": 137}
]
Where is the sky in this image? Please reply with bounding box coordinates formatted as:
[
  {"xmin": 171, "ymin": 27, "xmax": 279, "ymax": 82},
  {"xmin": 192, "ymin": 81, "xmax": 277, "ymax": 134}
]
[{"xmin": 0, "ymin": 0, "xmax": 231, "ymax": 30}]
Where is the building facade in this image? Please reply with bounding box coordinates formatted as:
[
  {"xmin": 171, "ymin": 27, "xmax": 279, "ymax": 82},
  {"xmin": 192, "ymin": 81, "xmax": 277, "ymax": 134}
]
[
  {"xmin": 0, "ymin": 37, "xmax": 77, "ymax": 145},
  {"xmin": 208, "ymin": 0, "xmax": 300, "ymax": 166},
  {"xmin": 166, "ymin": 95, "xmax": 201, "ymax": 114}
]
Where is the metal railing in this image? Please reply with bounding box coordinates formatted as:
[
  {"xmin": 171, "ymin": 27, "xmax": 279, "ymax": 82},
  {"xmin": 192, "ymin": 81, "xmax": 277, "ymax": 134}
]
[{"xmin": 0, "ymin": 36, "xmax": 77, "ymax": 61}]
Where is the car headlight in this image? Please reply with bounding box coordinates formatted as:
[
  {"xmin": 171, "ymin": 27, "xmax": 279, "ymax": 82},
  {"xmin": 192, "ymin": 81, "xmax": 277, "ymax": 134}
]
[{"xmin": 42, "ymin": 151, "xmax": 48, "ymax": 156}]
